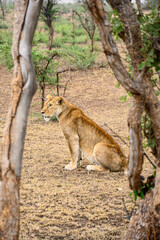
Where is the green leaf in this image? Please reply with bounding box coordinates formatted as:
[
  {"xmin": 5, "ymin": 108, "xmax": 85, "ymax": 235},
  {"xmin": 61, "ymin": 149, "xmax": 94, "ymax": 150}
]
[
  {"xmin": 138, "ymin": 62, "xmax": 145, "ymax": 70},
  {"xmin": 146, "ymin": 60, "xmax": 151, "ymax": 67},
  {"xmin": 120, "ymin": 95, "xmax": 127, "ymax": 102},
  {"xmin": 148, "ymin": 57, "xmax": 154, "ymax": 63},
  {"xmin": 153, "ymin": 171, "xmax": 156, "ymax": 177},
  {"xmin": 149, "ymin": 48, "xmax": 154, "ymax": 56},
  {"xmin": 115, "ymin": 82, "xmax": 120, "ymax": 88},
  {"xmin": 128, "ymin": 92, "xmax": 133, "ymax": 98},
  {"xmin": 134, "ymin": 190, "xmax": 138, "ymax": 201},
  {"xmin": 140, "ymin": 190, "xmax": 145, "ymax": 199}
]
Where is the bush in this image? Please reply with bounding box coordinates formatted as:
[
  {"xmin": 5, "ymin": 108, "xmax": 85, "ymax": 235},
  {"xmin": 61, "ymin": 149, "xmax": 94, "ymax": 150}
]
[
  {"xmin": 0, "ymin": 20, "xmax": 8, "ymax": 29},
  {"xmin": 33, "ymin": 31, "xmax": 48, "ymax": 45},
  {"xmin": 0, "ymin": 31, "xmax": 13, "ymax": 69},
  {"xmin": 63, "ymin": 45, "xmax": 98, "ymax": 70}
]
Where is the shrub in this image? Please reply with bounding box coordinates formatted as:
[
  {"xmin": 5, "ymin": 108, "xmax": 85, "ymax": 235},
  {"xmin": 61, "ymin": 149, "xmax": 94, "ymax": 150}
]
[
  {"xmin": 63, "ymin": 45, "xmax": 98, "ymax": 70},
  {"xmin": 0, "ymin": 30, "xmax": 13, "ymax": 69}
]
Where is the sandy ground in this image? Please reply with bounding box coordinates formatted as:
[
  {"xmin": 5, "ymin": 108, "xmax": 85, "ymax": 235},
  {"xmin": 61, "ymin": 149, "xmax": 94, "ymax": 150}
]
[{"xmin": 0, "ymin": 60, "xmax": 153, "ymax": 239}]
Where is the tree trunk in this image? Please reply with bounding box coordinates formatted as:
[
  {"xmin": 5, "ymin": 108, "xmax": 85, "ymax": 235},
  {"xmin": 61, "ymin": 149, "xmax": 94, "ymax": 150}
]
[
  {"xmin": 128, "ymin": 95, "xmax": 144, "ymax": 190},
  {"xmin": 41, "ymin": 77, "xmax": 46, "ymax": 109},
  {"xmin": 72, "ymin": 10, "xmax": 75, "ymax": 45},
  {"xmin": 0, "ymin": 0, "xmax": 42, "ymax": 239},
  {"xmin": 0, "ymin": 0, "xmax": 4, "ymax": 18},
  {"xmin": 48, "ymin": 22, "xmax": 54, "ymax": 50},
  {"xmin": 86, "ymin": 0, "xmax": 160, "ymax": 238},
  {"xmin": 125, "ymin": 191, "xmax": 160, "ymax": 240},
  {"xmin": 90, "ymin": 37, "xmax": 94, "ymax": 52},
  {"xmin": 85, "ymin": 0, "xmax": 145, "ymax": 190},
  {"xmin": 136, "ymin": 0, "xmax": 143, "ymax": 16}
]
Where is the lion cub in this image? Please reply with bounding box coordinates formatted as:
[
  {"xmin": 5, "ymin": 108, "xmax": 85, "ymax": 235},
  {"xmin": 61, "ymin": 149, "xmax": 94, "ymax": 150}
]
[{"xmin": 41, "ymin": 95, "xmax": 128, "ymax": 174}]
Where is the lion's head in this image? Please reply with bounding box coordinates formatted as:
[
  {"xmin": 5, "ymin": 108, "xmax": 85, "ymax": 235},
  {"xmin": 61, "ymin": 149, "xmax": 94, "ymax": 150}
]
[{"xmin": 41, "ymin": 95, "xmax": 64, "ymax": 122}]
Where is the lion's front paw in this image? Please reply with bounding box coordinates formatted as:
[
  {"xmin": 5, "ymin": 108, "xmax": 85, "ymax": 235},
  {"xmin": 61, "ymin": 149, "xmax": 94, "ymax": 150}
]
[
  {"xmin": 86, "ymin": 165, "xmax": 94, "ymax": 171},
  {"xmin": 65, "ymin": 163, "xmax": 77, "ymax": 170}
]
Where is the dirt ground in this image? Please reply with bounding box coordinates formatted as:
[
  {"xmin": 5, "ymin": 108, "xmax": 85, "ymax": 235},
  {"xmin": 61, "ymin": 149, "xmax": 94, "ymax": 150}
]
[{"xmin": 0, "ymin": 60, "xmax": 153, "ymax": 239}]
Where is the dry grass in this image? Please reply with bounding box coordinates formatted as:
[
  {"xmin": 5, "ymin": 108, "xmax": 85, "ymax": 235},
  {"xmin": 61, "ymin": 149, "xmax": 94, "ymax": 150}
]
[{"xmin": 0, "ymin": 63, "xmax": 154, "ymax": 239}]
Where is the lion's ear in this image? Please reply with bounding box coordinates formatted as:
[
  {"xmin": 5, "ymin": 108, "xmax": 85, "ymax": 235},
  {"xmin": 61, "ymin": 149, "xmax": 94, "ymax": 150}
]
[
  {"xmin": 57, "ymin": 97, "xmax": 63, "ymax": 105},
  {"xmin": 47, "ymin": 94, "xmax": 53, "ymax": 100}
]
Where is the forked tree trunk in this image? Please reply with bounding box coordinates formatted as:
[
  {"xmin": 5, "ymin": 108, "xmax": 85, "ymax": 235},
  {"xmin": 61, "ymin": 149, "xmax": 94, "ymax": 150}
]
[
  {"xmin": 0, "ymin": 0, "xmax": 42, "ymax": 239},
  {"xmin": 86, "ymin": 0, "xmax": 160, "ymax": 238}
]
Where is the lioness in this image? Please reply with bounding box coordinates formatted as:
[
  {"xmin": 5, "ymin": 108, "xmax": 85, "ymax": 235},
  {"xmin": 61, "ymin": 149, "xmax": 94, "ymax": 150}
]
[{"xmin": 41, "ymin": 95, "xmax": 128, "ymax": 174}]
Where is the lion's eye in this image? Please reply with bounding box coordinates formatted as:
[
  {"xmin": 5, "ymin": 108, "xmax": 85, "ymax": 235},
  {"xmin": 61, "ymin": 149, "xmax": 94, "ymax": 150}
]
[{"xmin": 48, "ymin": 104, "xmax": 52, "ymax": 107}]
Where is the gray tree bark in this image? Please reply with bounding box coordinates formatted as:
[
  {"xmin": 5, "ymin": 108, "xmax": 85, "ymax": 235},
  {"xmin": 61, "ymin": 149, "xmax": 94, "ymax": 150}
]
[{"xmin": 0, "ymin": 0, "xmax": 43, "ymax": 239}]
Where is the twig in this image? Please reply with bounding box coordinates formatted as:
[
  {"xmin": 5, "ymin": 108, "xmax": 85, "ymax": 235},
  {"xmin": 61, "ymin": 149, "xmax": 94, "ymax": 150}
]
[
  {"xmin": 154, "ymin": 81, "xmax": 160, "ymax": 92},
  {"xmin": 63, "ymin": 68, "xmax": 73, "ymax": 97},
  {"xmin": 55, "ymin": 67, "xmax": 77, "ymax": 96},
  {"xmin": 122, "ymin": 198, "xmax": 136, "ymax": 220},
  {"xmin": 143, "ymin": 152, "xmax": 156, "ymax": 169},
  {"xmin": 104, "ymin": 123, "xmax": 129, "ymax": 147},
  {"xmin": 104, "ymin": 122, "xmax": 156, "ymax": 169}
]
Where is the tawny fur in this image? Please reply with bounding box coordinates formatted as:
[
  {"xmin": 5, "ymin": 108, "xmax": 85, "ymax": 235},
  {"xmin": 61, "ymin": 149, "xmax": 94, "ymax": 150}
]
[{"xmin": 41, "ymin": 95, "xmax": 128, "ymax": 174}]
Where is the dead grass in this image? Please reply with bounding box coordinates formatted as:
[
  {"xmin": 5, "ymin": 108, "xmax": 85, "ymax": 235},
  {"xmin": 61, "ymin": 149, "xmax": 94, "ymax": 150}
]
[
  {"xmin": 0, "ymin": 63, "xmax": 154, "ymax": 239},
  {"xmin": 0, "ymin": 9, "xmax": 154, "ymax": 239}
]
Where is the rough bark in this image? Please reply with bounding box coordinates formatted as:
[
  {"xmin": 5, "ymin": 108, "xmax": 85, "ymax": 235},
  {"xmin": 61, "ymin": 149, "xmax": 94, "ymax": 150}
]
[
  {"xmin": 125, "ymin": 191, "xmax": 160, "ymax": 240},
  {"xmin": 153, "ymin": 167, "xmax": 160, "ymax": 215},
  {"xmin": 135, "ymin": 0, "xmax": 143, "ymax": 16},
  {"xmin": 86, "ymin": 0, "xmax": 160, "ymax": 238},
  {"xmin": 106, "ymin": 1, "xmax": 160, "ymax": 166},
  {"xmin": 106, "ymin": 0, "xmax": 144, "ymax": 75},
  {"xmin": 85, "ymin": 0, "xmax": 145, "ymax": 190},
  {"xmin": 86, "ymin": 0, "xmax": 160, "ymax": 190},
  {"xmin": 128, "ymin": 96, "xmax": 144, "ymax": 190},
  {"xmin": 0, "ymin": 0, "xmax": 42, "ymax": 239}
]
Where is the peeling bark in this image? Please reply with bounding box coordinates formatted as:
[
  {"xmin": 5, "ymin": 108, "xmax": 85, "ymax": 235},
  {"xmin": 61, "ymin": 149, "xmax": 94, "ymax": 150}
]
[{"xmin": 0, "ymin": 0, "xmax": 42, "ymax": 239}]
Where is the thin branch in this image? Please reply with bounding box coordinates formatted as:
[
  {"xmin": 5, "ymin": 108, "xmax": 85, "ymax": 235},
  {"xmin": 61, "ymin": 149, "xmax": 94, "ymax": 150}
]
[
  {"xmin": 143, "ymin": 153, "xmax": 156, "ymax": 169},
  {"xmin": 104, "ymin": 123, "xmax": 129, "ymax": 147},
  {"xmin": 55, "ymin": 67, "xmax": 77, "ymax": 96},
  {"xmin": 122, "ymin": 198, "xmax": 136, "ymax": 220},
  {"xmin": 104, "ymin": 122, "xmax": 156, "ymax": 169},
  {"xmin": 154, "ymin": 81, "xmax": 160, "ymax": 92}
]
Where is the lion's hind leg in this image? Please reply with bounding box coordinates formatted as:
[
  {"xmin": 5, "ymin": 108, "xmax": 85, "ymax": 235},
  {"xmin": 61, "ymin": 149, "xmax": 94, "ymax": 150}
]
[{"xmin": 86, "ymin": 142, "xmax": 123, "ymax": 172}]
